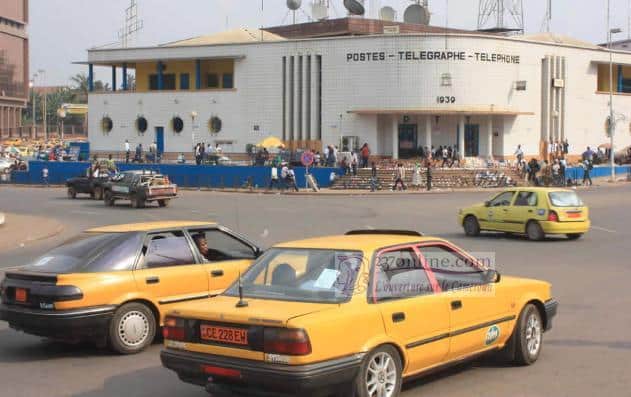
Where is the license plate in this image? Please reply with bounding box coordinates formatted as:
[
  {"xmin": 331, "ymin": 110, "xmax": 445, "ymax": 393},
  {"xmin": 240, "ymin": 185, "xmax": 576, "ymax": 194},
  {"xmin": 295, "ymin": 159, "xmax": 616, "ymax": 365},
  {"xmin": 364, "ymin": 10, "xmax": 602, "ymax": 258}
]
[
  {"xmin": 15, "ymin": 288, "xmax": 27, "ymax": 303},
  {"xmin": 200, "ymin": 325, "xmax": 248, "ymax": 345},
  {"xmin": 567, "ymin": 212, "xmax": 582, "ymax": 218}
]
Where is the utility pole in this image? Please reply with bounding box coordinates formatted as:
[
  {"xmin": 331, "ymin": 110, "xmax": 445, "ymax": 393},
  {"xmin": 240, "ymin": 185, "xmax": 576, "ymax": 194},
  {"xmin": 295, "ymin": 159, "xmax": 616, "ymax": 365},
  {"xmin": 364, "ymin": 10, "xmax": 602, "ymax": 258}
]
[
  {"xmin": 38, "ymin": 69, "xmax": 47, "ymax": 141},
  {"xmin": 607, "ymin": 1, "xmax": 620, "ymax": 182}
]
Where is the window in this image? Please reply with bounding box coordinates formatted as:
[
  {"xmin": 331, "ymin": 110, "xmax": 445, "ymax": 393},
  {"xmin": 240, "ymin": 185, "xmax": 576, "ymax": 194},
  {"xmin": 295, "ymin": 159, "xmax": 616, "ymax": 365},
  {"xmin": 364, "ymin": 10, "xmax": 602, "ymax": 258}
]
[
  {"xmin": 549, "ymin": 191, "xmax": 583, "ymax": 207},
  {"xmin": 420, "ymin": 245, "xmax": 487, "ymax": 291},
  {"xmin": 143, "ymin": 233, "xmax": 195, "ymax": 269},
  {"xmin": 180, "ymin": 73, "xmax": 190, "ymax": 90},
  {"xmin": 489, "ymin": 191, "xmax": 515, "ymax": 207},
  {"xmin": 224, "ymin": 248, "xmax": 362, "ymax": 303},
  {"xmin": 188, "ymin": 229, "xmax": 256, "ymax": 262},
  {"xmin": 514, "ymin": 191, "xmax": 538, "ymax": 206},
  {"xmin": 371, "ymin": 248, "xmax": 433, "ymax": 302},
  {"xmin": 222, "ymin": 73, "xmax": 234, "ymax": 89},
  {"xmin": 149, "ymin": 74, "xmax": 176, "ymax": 90},
  {"xmin": 207, "ymin": 73, "xmax": 219, "ymax": 88}
]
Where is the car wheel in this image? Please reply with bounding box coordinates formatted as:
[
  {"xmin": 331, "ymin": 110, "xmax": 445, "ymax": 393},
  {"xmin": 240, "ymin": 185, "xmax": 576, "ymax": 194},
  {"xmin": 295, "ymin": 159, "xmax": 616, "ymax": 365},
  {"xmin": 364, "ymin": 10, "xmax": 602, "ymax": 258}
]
[
  {"xmin": 67, "ymin": 187, "xmax": 76, "ymax": 199},
  {"xmin": 130, "ymin": 195, "xmax": 145, "ymax": 208},
  {"xmin": 566, "ymin": 233, "xmax": 583, "ymax": 240},
  {"xmin": 94, "ymin": 187, "xmax": 103, "ymax": 200},
  {"xmin": 526, "ymin": 221, "xmax": 544, "ymax": 241},
  {"xmin": 511, "ymin": 304, "xmax": 543, "ymax": 365},
  {"xmin": 354, "ymin": 345, "xmax": 402, "ymax": 397},
  {"xmin": 463, "ymin": 215, "xmax": 481, "ymax": 237},
  {"xmin": 108, "ymin": 302, "xmax": 156, "ymax": 355},
  {"xmin": 104, "ymin": 190, "xmax": 115, "ymax": 206},
  {"xmin": 158, "ymin": 199, "xmax": 169, "ymax": 207}
]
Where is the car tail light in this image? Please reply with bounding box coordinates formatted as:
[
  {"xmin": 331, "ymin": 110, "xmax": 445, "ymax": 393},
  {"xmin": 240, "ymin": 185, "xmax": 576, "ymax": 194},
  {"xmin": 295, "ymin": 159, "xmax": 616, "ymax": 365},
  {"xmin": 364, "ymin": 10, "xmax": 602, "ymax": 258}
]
[
  {"xmin": 263, "ymin": 328, "xmax": 311, "ymax": 356},
  {"xmin": 547, "ymin": 210, "xmax": 559, "ymax": 222},
  {"xmin": 202, "ymin": 365, "xmax": 241, "ymax": 378},
  {"xmin": 162, "ymin": 316, "xmax": 186, "ymax": 341}
]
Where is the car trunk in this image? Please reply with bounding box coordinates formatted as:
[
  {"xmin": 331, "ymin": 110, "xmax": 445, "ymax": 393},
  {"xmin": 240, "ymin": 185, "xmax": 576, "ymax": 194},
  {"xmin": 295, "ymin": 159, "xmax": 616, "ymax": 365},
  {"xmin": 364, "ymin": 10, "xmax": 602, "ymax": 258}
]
[{"xmin": 0, "ymin": 271, "xmax": 76, "ymax": 310}]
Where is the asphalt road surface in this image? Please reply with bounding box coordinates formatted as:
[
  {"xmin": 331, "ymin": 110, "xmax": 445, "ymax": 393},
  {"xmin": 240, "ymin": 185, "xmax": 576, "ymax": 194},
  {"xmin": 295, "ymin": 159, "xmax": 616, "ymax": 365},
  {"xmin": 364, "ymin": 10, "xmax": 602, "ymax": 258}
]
[{"xmin": 1, "ymin": 185, "xmax": 630, "ymax": 397}]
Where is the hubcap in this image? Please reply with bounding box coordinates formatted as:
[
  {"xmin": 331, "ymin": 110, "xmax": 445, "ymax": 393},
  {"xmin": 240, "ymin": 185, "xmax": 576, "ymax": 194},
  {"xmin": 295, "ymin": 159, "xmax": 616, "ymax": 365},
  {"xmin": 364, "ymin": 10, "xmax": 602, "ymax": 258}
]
[
  {"xmin": 365, "ymin": 352, "xmax": 397, "ymax": 397},
  {"xmin": 118, "ymin": 311, "xmax": 150, "ymax": 347},
  {"xmin": 525, "ymin": 313, "xmax": 542, "ymax": 356}
]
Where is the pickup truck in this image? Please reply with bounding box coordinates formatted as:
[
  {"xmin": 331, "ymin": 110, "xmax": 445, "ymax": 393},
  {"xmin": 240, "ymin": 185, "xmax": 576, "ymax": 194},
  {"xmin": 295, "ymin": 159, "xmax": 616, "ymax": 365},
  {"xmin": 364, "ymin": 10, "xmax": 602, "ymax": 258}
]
[
  {"xmin": 102, "ymin": 170, "xmax": 178, "ymax": 208},
  {"xmin": 66, "ymin": 174, "xmax": 111, "ymax": 200}
]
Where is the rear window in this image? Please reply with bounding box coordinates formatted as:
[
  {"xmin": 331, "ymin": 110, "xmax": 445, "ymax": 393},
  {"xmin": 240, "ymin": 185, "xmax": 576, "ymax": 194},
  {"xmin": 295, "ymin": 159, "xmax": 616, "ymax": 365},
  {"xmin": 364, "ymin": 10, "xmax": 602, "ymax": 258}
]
[
  {"xmin": 22, "ymin": 232, "xmax": 143, "ymax": 273},
  {"xmin": 549, "ymin": 191, "xmax": 583, "ymax": 207}
]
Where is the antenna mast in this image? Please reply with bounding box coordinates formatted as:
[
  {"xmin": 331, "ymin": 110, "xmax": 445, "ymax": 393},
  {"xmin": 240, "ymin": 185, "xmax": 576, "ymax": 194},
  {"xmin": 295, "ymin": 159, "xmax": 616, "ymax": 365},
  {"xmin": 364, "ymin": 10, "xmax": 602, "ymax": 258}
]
[
  {"xmin": 541, "ymin": 0, "xmax": 552, "ymax": 32},
  {"xmin": 477, "ymin": 0, "xmax": 524, "ymax": 35},
  {"xmin": 118, "ymin": 0, "xmax": 144, "ymax": 48}
]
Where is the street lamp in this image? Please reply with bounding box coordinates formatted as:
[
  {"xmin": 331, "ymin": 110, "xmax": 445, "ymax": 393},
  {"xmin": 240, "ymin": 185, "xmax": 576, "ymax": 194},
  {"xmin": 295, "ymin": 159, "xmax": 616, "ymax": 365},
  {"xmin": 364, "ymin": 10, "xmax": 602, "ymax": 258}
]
[
  {"xmin": 30, "ymin": 75, "xmax": 37, "ymax": 132},
  {"xmin": 38, "ymin": 69, "xmax": 47, "ymax": 141},
  {"xmin": 607, "ymin": 0, "xmax": 622, "ymax": 182}
]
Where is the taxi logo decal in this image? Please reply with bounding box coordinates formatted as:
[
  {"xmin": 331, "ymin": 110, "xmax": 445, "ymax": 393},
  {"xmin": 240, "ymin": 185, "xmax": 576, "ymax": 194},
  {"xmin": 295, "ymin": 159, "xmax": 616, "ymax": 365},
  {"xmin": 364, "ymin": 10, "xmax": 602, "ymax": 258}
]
[
  {"xmin": 537, "ymin": 209, "xmax": 546, "ymax": 216},
  {"xmin": 485, "ymin": 325, "xmax": 500, "ymax": 345}
]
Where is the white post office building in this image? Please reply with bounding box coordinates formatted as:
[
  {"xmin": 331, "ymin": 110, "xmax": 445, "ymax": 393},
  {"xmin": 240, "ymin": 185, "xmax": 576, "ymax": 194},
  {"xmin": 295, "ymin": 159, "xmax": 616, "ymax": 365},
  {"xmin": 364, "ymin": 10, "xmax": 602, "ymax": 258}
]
[{"xmin": 84, "ymin": 18, "xmax": 631, "ymax": 161}]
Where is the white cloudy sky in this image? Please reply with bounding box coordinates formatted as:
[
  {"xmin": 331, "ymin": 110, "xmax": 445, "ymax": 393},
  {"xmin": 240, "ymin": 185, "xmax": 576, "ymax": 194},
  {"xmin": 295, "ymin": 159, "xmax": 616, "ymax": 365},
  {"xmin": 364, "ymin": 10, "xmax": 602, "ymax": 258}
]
[{"xmin": 30, "ymin": 0, "xmax": 631, "ymax": 86}]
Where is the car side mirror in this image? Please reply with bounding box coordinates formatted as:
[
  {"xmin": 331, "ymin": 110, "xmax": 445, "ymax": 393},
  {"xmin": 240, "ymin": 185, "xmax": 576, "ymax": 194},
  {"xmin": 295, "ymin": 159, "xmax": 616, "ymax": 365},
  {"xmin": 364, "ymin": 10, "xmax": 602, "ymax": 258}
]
[
  {"xmin": 254, "ymin": 248, "xmax": 264, "ymax": 259},
  {"xmin": 484, "ymin": 201, "xmax": 491, "ymax": 207},
  {"xmin": 485, "ymin": 270, "xmax": 501, "ymax": 283}
]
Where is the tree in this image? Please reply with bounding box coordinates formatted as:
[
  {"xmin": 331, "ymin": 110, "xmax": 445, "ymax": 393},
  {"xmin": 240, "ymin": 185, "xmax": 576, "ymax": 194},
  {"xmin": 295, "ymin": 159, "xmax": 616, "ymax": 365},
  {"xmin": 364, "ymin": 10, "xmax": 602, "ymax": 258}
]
[{"xmin": 70, "ymin": 72, "xmax": 89, "ymax": 103}]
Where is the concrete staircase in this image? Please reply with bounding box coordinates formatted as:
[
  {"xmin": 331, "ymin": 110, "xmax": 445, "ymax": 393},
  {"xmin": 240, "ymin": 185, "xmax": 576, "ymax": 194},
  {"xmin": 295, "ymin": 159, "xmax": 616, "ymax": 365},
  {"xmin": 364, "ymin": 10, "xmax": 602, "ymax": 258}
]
[{"xmin": 330, "ymin": 166, "xmax": 524, "ymax": 190}]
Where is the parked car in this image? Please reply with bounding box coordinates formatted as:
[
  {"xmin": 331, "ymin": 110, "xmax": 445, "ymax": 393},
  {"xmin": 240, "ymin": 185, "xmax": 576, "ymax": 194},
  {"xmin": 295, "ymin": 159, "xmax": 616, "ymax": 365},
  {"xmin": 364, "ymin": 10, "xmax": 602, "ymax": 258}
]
[
  {"xmin": 459, "ymin": 187, "xmax": 590, "ymax": 240},
  {"xmin": 614, "ymin": 145, "xmax": 631, "ymax": 165},
  {"xmin": 161, "ymin": 230, "xmax": 558, "ymax": 397},
  {"xmin": 0, "ymin": 158, "xmax": 13, "ymax": 174},
  {"xmin": 102, "ymin": 170, "xmax": 178, "ymax": 208},
  {"xmin": 0, "ymin": 221, "xmax": 261, "ymax": 354}
]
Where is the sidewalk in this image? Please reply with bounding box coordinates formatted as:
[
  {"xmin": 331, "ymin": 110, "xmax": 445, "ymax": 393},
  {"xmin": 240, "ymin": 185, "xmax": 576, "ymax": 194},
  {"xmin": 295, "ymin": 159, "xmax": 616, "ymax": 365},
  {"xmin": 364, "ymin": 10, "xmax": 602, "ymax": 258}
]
[{"xmin": 0, "ymin": 213, "xmax": 64, "ymax": 252}]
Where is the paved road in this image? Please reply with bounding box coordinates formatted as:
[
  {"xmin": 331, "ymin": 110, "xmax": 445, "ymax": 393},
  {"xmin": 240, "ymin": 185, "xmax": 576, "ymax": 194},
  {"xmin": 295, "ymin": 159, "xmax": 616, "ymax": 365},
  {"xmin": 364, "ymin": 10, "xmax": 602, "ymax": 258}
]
[{"xmin": 0, "ymin": 185, "xmax": 630, "ymax": 397}]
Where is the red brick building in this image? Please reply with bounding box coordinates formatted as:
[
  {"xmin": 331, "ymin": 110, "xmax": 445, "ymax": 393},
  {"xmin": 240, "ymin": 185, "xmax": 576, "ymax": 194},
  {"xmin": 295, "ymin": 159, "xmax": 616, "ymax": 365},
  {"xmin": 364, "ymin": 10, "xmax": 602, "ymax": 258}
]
[{"xmin": 0, "ymin": 0, "xmax": 28, "ymax": 136}]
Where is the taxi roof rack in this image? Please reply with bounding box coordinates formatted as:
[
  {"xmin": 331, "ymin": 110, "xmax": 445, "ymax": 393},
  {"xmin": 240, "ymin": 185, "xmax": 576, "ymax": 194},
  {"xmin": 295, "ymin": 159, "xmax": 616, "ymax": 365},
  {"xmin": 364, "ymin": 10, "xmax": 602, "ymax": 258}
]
[{"xmin": 345, "ymin": 230, "xmax": 424, "ymax": 237}]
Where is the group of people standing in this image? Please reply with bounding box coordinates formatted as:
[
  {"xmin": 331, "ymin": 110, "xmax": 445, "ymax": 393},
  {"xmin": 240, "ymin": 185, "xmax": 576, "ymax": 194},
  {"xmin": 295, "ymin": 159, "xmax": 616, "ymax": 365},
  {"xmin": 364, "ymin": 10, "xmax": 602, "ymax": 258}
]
[
  {"xmin": 124, "ymin": 140, "xmax": 159, "ymax": 164},
  {"xmin": 193, "ymin": 142, "xmax": 222, "ymax": 165}
]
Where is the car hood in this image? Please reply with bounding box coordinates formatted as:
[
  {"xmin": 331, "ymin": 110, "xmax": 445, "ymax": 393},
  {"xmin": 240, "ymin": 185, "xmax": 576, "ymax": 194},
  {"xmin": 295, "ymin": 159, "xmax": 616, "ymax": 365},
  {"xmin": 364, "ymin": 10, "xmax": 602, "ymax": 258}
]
[{"xmin": 168, "ymin": 295, "xmax": 337, "ymax": 327}]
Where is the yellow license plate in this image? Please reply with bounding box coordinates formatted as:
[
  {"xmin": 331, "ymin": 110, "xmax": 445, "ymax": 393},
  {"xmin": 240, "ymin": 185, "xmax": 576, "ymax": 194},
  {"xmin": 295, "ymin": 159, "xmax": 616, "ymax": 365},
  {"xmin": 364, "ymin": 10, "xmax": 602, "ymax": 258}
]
[{"xmin": 200, "ymin": 325, "xmax": 248, "ymax": 345}]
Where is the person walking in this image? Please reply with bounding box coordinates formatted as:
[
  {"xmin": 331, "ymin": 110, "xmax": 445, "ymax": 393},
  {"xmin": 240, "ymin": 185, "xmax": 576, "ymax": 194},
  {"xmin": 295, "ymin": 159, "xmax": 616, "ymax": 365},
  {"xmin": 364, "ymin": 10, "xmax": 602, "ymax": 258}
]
[
  {"xmin": 425, "ymin": 159, "xmax": 433, "ymax": 191},
  {"xmin": 360, "ymin": 143, "xmax": 370, "ymax": 168},
  {"xmin": 370, "ymin": 162, "xmax": 378, "ymax": 192},
  {"xmin": 42, "ymin": 165, "xmax": 49, "ymax": 187},
  {"xmin": 393, "ymin": 163, "xmax": 406, "ymax": 191},
  {"xmin": 411, "ymin": 162, "xmax": 421, "ymax": 188},
  {"xmin": 351, "ymin": 151, "xmax": 358, "ymax": 176},
  {"xmin": 135, "ymin": 143, "xmax": 143, "ymax": 163},
  {"xmin": 514, "ymin": 144, "xmax": 524, "ymax": 165},
  {"xmin": 268, "ymin": 164, "xmax": 280, "ymax": 190},
  {"xmin": 582, "ymin": 159, "xmax": 593, "ymax": 186},
  {"xmin": 124, "ymin": 140, "xmax": 130, "ymax": 164},
  {"xmin": 441, "ymin": 146, "xmax": 448, "ymax": 168}
]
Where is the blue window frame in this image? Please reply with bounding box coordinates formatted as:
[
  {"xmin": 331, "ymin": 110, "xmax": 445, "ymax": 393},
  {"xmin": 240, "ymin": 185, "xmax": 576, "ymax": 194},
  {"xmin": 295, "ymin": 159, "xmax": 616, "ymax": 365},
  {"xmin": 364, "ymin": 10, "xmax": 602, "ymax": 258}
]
[
  {"xmin": 222, "ymin": 73, "xmax": 234, "ymax": 89},
  {"xmin": 180, "ymin": 73, "xmax": 190, "ymax": 90}
]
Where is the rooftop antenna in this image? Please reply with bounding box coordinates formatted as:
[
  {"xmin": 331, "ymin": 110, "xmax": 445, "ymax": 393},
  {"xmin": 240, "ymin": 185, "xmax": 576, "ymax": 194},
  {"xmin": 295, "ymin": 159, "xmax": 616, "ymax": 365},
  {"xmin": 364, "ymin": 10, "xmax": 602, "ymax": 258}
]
[
  {"xmin": 541, "ymin": 0, "xmax": 552, "ymax": 33},
  {"xmin": 343, "ymin": 0, "xmax": 366, "ymax": 16},
  {"xmin": 404, "ymin": 0, "xmax": 431, "ymax": 25},
  {"xmin": 287, "ymin": 0, "xmax": 302, "ymax": 24},
  {"xmin": 311, "ymin": 0, "xmax": 330, "ymax": 21},
  {"xmin": 477, "ymin": 0, "xmax": 524, "ymax": 35},
  {"xmin": 118, "ymin": 0, "xmax": 144, "ymax": 48}
]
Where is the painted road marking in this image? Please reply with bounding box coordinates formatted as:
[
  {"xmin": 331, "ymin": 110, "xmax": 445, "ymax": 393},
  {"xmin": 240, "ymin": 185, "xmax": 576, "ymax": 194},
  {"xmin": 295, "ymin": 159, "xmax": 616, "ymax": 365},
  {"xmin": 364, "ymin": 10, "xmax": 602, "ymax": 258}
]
[{"xmin": 592, "ymin": 226, "xmax": 617, "ymax": 233}]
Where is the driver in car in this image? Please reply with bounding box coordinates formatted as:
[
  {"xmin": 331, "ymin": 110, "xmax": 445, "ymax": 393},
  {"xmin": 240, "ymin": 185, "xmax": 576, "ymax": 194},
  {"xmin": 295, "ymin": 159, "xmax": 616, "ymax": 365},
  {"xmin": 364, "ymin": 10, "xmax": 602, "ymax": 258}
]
[{"xmin": 192, "ymin": 233, "xmax": 212, "ymax": 261}]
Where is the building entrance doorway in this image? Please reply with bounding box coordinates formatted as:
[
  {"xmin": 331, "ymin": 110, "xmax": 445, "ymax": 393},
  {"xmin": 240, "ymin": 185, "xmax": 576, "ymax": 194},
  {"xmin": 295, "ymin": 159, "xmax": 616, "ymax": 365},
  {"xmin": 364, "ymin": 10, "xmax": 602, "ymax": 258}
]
[
  {"xmin": 398, "ymin": 124, "xmax": 418, "ymax": 158},
  {"xmin": 464, "ymin": 124, "xmax": 479, "ymax": 157}
]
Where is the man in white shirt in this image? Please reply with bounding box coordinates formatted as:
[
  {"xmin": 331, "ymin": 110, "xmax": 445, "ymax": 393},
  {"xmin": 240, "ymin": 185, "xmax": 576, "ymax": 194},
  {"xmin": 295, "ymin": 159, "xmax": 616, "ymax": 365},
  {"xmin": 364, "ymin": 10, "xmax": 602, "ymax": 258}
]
[{"xmin": 124, "ymin": 140, "xmax": 130, "ymax": 163}]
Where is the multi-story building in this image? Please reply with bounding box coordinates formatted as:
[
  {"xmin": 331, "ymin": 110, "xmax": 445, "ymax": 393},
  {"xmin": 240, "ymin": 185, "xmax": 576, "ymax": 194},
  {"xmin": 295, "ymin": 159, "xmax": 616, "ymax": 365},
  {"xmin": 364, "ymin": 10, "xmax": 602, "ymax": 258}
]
[
  {"xmin": 0, "ymin": 0, "xmax": 28, "ymax": 136},
  {"xmin": 84, "ymin": 18, "xmax": 631, "ymax": 160}
]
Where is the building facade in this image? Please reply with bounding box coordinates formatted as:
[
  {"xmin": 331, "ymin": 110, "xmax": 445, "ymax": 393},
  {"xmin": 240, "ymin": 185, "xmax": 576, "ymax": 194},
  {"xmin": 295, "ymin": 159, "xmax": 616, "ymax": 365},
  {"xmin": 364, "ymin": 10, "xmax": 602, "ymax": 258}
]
[
  {"xmin": 0, "ymin": 0, "xmax": 28, "ymax": 136},
  {"xmin": 85, "ymin": 19, "xmax": 631, "ymax": 160}
]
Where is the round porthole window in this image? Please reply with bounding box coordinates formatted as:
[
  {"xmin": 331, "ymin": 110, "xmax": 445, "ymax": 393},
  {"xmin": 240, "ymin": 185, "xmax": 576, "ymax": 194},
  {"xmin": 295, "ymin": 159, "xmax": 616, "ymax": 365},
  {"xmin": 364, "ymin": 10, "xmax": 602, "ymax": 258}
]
[
  {"xmin": 136, "ymin": 116, "xmax": 148, "ymax": 133},
  {"xmin": 172, "ymin": 116, "xmax": 184, "ymax": 133},
  {"xmin": 209, "ymin": 116, "xmax": 222, "ymax": 133},
  {"xmin": 101, "ymin": 116, "xmax": 113, "ymax": 133}
]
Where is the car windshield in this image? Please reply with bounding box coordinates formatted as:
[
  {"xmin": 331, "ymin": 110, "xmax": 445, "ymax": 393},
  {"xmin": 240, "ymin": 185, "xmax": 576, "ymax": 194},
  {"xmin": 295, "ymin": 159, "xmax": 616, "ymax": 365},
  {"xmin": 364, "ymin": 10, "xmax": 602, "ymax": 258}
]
[
  {"xmin": 224, "ymin": 248, "xmax": 363, "ymax": 304},
  {"xmin": 549, "ymin": 191, "xmax": 583, "ymax": 207},
  {"xmin": 22, "ymin": 232, "xmax": 143, "ymax": 273}
]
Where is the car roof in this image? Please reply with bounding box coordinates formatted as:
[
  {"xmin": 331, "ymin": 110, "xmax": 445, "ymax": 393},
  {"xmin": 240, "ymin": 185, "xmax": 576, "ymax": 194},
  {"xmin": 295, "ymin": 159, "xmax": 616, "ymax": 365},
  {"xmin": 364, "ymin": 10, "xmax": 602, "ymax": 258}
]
[
  {"xmin": 274, "ymin": 234, "xmax": 446, "ymax": 252},
  {"xmin": 502, "ymin": 187, "xmax": 575, "ymax": 193},
  {"xmin": 86, "ymin": 221, "xmax": 217, "ymax": 233}
]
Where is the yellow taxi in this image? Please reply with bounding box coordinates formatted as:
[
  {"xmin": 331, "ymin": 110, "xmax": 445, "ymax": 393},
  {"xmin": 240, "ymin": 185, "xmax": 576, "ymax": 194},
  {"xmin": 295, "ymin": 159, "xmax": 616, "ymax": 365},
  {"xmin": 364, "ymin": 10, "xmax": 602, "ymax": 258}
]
[
  {"xmin": 160, "ymin": 230, "xmax": 558, "ymax": 397},
  {"xmin": 0, "ymin": 221, "xmax": 260, "ymax": 354},
  {"xmin": 459, "ymin": 187, "xmax": 590, "ymax": 241}
]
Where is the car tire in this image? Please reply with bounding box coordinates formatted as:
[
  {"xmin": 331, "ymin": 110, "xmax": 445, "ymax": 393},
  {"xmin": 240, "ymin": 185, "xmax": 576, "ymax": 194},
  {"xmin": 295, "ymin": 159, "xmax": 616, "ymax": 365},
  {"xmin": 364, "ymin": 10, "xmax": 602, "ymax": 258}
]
[
  {"xmin": 67, "ymin": 187, "xmax": 76, "ymax": 199},
  {"xmin": 353, "ymin": 345, "xmax": 402, "ymax": 397},
  {"xmin": 104, "ymin": 190, "xmax": 115, "ymax": 207},
  {"xmin": 94, "ymin": 187, "xmax": 103, "ymax": 201},
  {"xmin": 463, "ymin": 215, "xmax": 481, "ymax": 237},
  {"xmin": 108, "ymin": 302, "xmax": 156, "ymax": 355},
  {"xmin": 130, "ymin": 194, "xmax": 145, "ymax": 209},
  {"xmin": 158, "ymin": 199, "xmax": 169, "ymax": 207},
  {"xmin": 566, "ymin": 233, "xmax": 583, "ymax": 240},
  {"xmin": 511, "ymin": 304, "xmax": 543, "ymax": 366},
  {"xmin": 526, "ymin": 221, "xmax": 544, "ymax": 241}
]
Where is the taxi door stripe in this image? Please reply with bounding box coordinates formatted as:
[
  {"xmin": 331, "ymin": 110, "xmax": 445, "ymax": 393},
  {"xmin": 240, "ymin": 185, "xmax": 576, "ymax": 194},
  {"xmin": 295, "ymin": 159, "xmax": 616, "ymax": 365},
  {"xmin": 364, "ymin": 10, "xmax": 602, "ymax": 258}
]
[
  {"xmin": 159, "ymin": 293, "xmax": 210, "ymax": 305},
  {"xmin": 405, "ymin": 315, "xmax": 516, "ymax": 349}
]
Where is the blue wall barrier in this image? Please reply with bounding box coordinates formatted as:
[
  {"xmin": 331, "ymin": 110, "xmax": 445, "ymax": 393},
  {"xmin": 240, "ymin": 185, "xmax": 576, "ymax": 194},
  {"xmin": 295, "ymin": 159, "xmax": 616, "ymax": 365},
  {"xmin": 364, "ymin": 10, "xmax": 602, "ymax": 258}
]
[
  {"xmin": 9, "ymin": 161, "xmax": 342, "ymax": 189},
  {"xmin": 565, "ymin": 165, "xmax": 631, "ymax": 181}
]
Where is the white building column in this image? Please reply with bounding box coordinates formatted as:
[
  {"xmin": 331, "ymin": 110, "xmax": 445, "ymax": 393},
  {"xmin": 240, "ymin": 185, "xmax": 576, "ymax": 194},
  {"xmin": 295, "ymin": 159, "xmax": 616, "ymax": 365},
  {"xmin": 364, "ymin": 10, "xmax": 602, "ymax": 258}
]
[
  {"xmin": 310, "ymin": 55, "xmax": 319, "ymax": 141},
  {"xmin": 486, "ymin": 116, "xmax": 494, "ymax": 159},
  {"xmin": 302, "ymin": 54, "xmax": 310, "ymax": 141},
  {"xmin": 293, "ymin": 56, "xmax": 300, "ymax": 141},
  {"xmin": 284, "ymin": 57, "xmax": 292, "ymax": 141},
  {"xmin": 0, "ymin": 106, "xmax": 4, "ymax": 135},
  {"xmin": 458, "ymin": 115, "xmax": 466, "ymax": 159},
  {"xmin": 392, "ymin": 115, "xmax": 399, "ymax": 159},
  {"xmin": 424, "ymin": 116, "xmax": 432, "ymax": 149}
]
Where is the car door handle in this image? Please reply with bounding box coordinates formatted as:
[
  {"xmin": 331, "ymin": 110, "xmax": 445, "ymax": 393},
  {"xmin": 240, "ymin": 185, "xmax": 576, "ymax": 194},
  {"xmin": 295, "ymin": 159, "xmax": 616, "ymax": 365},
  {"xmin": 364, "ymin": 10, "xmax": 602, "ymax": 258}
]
[
  {"xmin": 451, "ymin": 300, "xmax": 463, "ymax": 310},
  {"xmin": 502, "ymin": 208, "xmax": 509, "ymax": 212},
  {"xmin": 146, "ymin": 276, "xmax": 160, "ymax": 284},
  {"xmin": 210, "ymin": 270, "xmax": 224, "ymax": 277},
  {"xmin": 392, "ymin": 312, "xmax": 406, "ymax": 323},
  {"xmin": 528, "ymin": 209, "xmax": 533, "ymax": 213}
]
